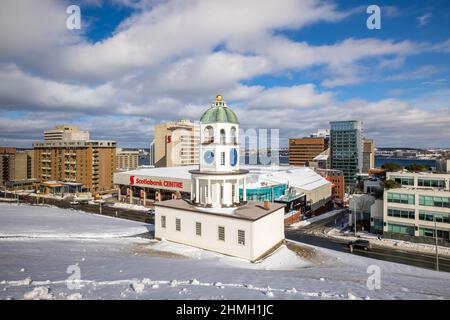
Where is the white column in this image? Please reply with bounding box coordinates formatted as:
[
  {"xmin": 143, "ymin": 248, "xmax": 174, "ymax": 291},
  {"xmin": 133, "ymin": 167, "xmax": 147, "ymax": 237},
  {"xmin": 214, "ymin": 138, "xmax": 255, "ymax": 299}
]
[
  {"xmin": 235, "ymin": 181, "xmax": 239, "ymax": 203},
  {"xmin": 207, "ymin": 179, "xmax": 211, "ymax": 204},
  {"xmin": 195, "ymin": 178, "xmax": 200, "ymax": 203},
  {"xmin": 243, "ymin": 178, "xmax": 247, "ymax": 202},
  {"xmin": 143, "ymin": 188, "xmax": 146, "ymax": 206},
  {"xmin": 223, "ymin": 179, "xmax": 226, "ymax": 205},
  {"xmin": 129, "ymin": 187, "xmax": 133, "ymax": 204},
  {"xmin": 117, "ymin": 187, "xmax": 121, "ymax": 201},
  {"xmin": 190, "ymin": 180, "xmax": 194, "ymax": 201}
]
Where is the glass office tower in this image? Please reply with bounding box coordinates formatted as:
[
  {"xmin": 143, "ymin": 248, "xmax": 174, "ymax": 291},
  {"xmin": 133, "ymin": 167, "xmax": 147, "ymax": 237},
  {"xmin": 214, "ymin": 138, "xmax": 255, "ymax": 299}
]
[{"xmin": 329, "ymin": 120, "xmax": 363, "ymax": 186}]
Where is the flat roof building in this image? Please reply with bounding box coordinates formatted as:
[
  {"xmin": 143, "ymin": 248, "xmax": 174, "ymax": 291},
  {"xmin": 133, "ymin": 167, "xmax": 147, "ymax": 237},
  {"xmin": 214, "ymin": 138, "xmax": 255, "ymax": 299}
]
[
  {"xmin": 383, "ymin": 171, "xmax": 450, "ymax": 245},
  {"xmin": 0, "ymin": 147, "xmax": 35, "ymax": 188},
  {"xmin": 288, "ymin": 137, "xmax": 328, "ymax": 167},
  {"xmin": 114, "ymin": 164, "xmax": 331, "ymax": 211},
  {"xmin": 153, "ymin": 120, "xmax": 200, "ymax": 167},
  {"xmin": 116, "ymin": 148, "xmax": 139, "ymax": 171}
]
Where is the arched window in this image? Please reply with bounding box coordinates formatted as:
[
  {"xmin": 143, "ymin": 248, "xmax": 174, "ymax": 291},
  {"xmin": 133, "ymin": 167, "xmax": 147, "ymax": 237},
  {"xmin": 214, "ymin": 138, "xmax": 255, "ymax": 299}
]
[
  {"xmin": 220, "ymin": 129, "xmax": 226, "ymax": 144},
  {"xmin": 230, "ymin": 126, "xmax": 237, "ymax": 145},
  {"xmin": 203, "ymin": 126, "xmax": 214, "ymax": 144}
]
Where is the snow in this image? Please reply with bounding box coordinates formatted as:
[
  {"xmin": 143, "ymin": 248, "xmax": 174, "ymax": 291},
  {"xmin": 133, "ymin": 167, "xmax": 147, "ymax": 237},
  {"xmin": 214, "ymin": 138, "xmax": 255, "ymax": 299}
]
[
  {"xmin": 258, "ymin": 167, "xmax": 330, "ymax": 191},
  {"xmin": 0, "ymin": 203, "xmax": 152, "ymax": 239},
  {"xmin": 290, "ymin": 209, "xmax": 345, "ymax": 228},
  {"xmin": 67, "ymin": 293, "xmax": 82, "ymax": 300},
  {"xmin": 130, "ymin": 281, "xmax": 145, "ymax": 293},
  {"xmin": 110, "ymin": 202, "xmax": 150, "ymax": 212},
  {"xmin": 1, "ymin": 203, "xmax": 450, "ymax": 300},
  {"xmin": 23, "ymin": 287, "xmax": 53, "ymax": 300}
]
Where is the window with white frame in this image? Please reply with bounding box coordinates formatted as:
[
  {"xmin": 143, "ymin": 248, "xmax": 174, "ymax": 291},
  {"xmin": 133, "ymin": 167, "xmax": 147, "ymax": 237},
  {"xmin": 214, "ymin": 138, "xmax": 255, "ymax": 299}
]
[
  {"xmin": 175, "ymin": 218, "xmax": 181, "ymax": 231},
  {"xmin": 161, "ymin": 215, "xmax": 166, "ymax": 228}
]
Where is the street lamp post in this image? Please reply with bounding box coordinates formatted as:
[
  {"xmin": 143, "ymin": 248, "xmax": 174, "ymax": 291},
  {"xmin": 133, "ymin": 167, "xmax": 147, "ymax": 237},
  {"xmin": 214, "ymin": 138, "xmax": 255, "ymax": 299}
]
[
  {"xmin": 434, "ymin": 216, "xmax": 439, "ymax": 272},
  {"xmin": 348, "ymin": 185, "xmax": 357, "ymax": 237}
]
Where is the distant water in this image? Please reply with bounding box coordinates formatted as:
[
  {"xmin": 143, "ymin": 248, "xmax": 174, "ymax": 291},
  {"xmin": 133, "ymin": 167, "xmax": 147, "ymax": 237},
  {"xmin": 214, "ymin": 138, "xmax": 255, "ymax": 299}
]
[{"xmin": 138, "ymin": 156, "xmax": 150, "ymax": 166}]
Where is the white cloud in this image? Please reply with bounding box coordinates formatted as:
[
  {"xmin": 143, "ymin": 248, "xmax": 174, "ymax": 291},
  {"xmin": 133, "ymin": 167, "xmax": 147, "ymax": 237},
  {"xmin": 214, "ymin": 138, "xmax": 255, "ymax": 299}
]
[{"xmin": 0, "ymin": 0, "xmax": 449, "ymax": 148}]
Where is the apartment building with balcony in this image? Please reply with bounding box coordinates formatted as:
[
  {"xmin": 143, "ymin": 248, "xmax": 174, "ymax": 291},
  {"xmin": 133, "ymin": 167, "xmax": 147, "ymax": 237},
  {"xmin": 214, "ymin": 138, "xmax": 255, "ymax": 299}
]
[
  {"xmin": 383, "ymin": 171, "xmax": 450, "ymax": 245},
  {"xmin": 1, "ymin": 147, "xmax": 36, "ymax": 190},
  {"xmin": 33, "ymin": 125, "xmax": 116, "ymax": 192}
]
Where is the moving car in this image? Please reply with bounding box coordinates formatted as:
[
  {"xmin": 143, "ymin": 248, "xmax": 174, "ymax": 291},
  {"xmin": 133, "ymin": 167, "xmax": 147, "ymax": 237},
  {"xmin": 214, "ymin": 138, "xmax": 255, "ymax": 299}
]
[{"xmin": 347, "ymin": 239, "xmax": 372, "ymax": 251}]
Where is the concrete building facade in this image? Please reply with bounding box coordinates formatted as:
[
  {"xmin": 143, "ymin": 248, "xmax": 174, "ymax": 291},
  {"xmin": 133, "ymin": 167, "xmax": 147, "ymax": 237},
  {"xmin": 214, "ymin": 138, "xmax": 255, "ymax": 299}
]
[
  {"xmin": 383, "ymin": 172, "xmax": 450, "ymax": 245},
  {"xmin": 116, "ymin": 148, "xmax": 139, "ymax": 171},
  {"xmin": 362, "ymin": 139, "xmax": 375, "ymax": 173},
  {"xmin": 0, "ymin": 147, "xmax": 35, "ymax": 189},
  {"xmin": 153, "ymin": 120, "xmax": 200, "ymax": 167}
]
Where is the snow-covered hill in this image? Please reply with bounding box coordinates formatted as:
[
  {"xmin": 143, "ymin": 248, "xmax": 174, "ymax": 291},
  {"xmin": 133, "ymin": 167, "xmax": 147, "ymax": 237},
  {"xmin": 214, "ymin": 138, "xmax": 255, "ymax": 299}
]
[{"xmin": 0, "ymin": 203, "xmax": 449, "ymax": 300}]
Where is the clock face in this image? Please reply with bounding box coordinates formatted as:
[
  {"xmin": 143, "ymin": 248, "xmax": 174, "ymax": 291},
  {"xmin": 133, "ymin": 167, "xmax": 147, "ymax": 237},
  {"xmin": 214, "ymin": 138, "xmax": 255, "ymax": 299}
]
[
  {"xmin": 204, "ymin": 150, "xmax": 215, "ymax": 164},
  {"xmin": 230, "ymin": 148, "xmax": 238, "ymax": 166}
]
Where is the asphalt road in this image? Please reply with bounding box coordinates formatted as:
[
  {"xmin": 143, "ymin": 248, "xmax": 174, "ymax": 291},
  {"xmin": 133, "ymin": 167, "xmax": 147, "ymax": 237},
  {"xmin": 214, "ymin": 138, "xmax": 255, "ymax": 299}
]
[{"xmin": 286, "ymin": 211, "xmax": 450, "ymax": 273}]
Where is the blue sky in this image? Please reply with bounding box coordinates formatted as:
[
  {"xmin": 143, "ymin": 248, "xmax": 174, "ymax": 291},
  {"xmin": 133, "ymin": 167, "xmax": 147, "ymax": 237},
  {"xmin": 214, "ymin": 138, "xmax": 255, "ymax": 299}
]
[{"xmin": 0, "ymin": 0, "xmax": 449, "ymax": 148}]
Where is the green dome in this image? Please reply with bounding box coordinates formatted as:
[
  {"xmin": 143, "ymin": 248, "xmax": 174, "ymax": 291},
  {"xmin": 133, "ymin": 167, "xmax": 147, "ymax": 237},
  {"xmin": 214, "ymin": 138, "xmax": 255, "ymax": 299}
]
[{"xmin": 200, "ymin": 96, "xmax": 239, "ymax": 124}]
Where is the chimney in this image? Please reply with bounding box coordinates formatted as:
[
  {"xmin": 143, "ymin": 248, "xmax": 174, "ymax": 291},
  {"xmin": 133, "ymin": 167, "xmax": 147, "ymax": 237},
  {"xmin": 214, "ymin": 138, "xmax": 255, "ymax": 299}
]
[{"xmin": 263, "ymin": 201, "xmax": 270, "ymax": 210}]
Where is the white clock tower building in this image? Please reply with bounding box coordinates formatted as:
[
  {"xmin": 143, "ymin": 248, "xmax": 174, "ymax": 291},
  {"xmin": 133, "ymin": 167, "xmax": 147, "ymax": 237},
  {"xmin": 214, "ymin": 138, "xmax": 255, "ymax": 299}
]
[
  {"xmin": 190, "ymin": 95, "xmax": 248, "ymax": 208},
  {"xmin": 155, "ymin": 95, "xmax": 285, "ymax": 262}
]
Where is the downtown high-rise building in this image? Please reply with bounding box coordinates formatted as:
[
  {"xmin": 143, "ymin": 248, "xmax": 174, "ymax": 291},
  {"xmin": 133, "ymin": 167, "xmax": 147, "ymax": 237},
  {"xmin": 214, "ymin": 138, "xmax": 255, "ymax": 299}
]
[
  {"xmin": 152, "ymin": 120, "xmax": 200, "ymax": 167},
  {"xmin": 329, "ymin": 120, "xmax": 363, "ymax": 186},
  {"xmin": 116, "ymin": 148, "xmax": 139, "ymax": 171},
  {"xmin": 362, "ymin": 138, "xmax": 375, "ymax": 173}
]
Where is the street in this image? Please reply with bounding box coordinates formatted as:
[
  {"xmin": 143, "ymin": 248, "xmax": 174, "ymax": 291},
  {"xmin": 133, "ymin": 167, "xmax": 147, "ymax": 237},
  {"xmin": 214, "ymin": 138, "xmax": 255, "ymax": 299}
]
[{"xmin": 286, "ymin": 211, "xmax": 450, "ymax": 273}]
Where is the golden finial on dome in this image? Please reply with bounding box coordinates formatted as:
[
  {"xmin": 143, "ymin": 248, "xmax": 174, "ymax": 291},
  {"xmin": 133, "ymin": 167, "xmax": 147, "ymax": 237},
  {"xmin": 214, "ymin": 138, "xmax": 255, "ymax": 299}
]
[{"xmin": 215, "ymin": 94, "xmax": 223, "ymax": 102}]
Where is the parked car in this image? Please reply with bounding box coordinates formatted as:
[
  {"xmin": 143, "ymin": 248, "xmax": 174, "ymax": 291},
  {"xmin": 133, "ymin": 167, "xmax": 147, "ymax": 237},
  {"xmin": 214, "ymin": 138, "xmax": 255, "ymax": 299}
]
[
  {"xmin": 347, "ymin": 240, "xmax": 372, "ymax": 250},
  {"xmin": 145, "ymin": 208, "xmax": 155, "ymax": 215}
]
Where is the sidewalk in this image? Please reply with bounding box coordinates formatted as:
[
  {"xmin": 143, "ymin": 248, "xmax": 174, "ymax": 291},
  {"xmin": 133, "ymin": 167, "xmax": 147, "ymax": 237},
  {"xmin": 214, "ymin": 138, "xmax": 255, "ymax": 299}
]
[{"xmin": 327, "ymin": 227, "xmax": 450, "ymax": 257}]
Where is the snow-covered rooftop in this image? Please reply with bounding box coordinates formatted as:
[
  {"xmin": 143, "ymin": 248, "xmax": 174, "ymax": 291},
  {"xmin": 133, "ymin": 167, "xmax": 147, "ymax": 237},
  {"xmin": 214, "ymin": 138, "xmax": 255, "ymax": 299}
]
[
  {"xmin": 118, "ymin": 165, "xmax": 330, "ymax": 191},
  {"xmin": 258, "ymin": 167, "xmax": 331, "ymax": 191}
]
